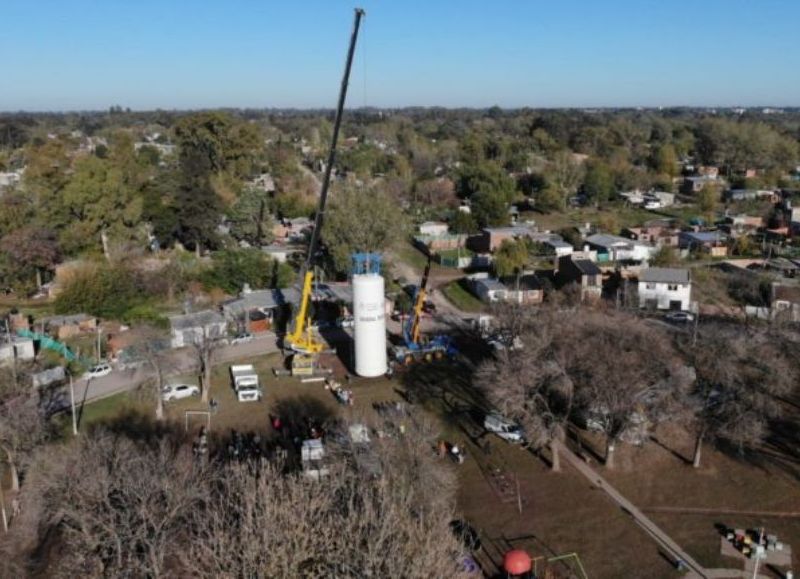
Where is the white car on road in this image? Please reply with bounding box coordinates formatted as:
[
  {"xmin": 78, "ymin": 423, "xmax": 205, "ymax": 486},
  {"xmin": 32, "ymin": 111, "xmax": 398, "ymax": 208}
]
[
  {"xmin": 161, "ymin": 383, "xmax": 200, "ymax": 402},
  {"xmin": 83, "ymin": 363, "xmax": 112, "ymax": 380}
]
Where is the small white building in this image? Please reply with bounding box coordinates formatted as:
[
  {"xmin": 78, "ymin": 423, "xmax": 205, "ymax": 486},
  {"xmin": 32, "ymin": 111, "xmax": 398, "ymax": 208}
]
[
  {"xmin": 0, "ymin": 337, "xmax": 35, "ymax": 365},
  {"xmin": 169, "ymin": 310, "xmax": 227, "ymax": 349},
  {"xmin": 418, "ymin": 221, "xmax": 449, "ymax": 236},
  {"xmin": 638, "ymin": 268, "xmax": 692, "ymax": 311},
  {"xmin": 587, "ymin": 233, "xmax": 656, "ymax": 262}
]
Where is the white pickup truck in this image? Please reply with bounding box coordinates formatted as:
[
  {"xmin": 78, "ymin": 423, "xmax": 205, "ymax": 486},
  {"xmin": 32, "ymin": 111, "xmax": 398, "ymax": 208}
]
[{"xmin": 230, "ymin": 364, "xmax": 263, "ymax": 402}]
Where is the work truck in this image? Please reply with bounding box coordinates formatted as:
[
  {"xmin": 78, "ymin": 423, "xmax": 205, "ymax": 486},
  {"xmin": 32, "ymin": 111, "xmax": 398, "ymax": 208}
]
[{"xmin": 229, "ymin": 364, "xmax": 263, "ymax": 402}]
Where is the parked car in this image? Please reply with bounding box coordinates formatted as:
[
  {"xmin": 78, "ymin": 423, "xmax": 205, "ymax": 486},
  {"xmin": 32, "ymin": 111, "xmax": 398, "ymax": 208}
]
[
  {"xmin": 161, "ymin": 383, "xmax": 200, "ymax": 401},
  {"xmin": 336, "ymin": 316, "xmax": 355, "ymax": 328},
  {"xmin": 83, "ymin": 363, "xmax": 112, "ymax": 379},
  {"xmin": 664, "ymin": 311, "xmax": 695, "ymax": 323},
  {"xmin": 230, "ymin": 333, "xmax": 254, "ymax": 345},
  {"xmin": 484, "ymin": 413, "xmax": 524, "ymax": 443},
  {"xmin": 486, "ymin": 333, "xmax": 524, "ymax": 352}
]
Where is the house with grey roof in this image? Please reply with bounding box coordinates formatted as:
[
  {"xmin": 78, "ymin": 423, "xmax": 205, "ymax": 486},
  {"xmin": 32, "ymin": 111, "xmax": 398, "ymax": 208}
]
[
  {"xmin": 169, "ymin": 310, "xmax": 227, "ymax": 349},
  {"xmin": 638, "ymin": 268, "xmax": 692, "ymax": 311},
  {"xmin": 221, "ymin": 287, "xmax": 300, "ymax": 334}
]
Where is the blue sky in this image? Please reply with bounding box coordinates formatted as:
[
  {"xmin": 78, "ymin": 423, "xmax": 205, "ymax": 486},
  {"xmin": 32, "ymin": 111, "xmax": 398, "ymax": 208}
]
[{"xmin": 1, "ymin": 0, "xmax": 798, "ymax": 111}]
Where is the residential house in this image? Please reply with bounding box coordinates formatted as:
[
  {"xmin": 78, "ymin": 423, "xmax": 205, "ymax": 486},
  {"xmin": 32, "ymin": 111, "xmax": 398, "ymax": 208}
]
[
  {"xmin": 771, "ymin": 282, "xmax": 800, "ymax": 322},
  {"xmin": 637, "ymin": 268, "xmax": 692, "ymax": 311},
  {"xmin": 556, "ymin": 256, "xmax": 602, "ymax": 300},
  {"xmin": 418, "ymin": 221, "xmax": 449, "ymax": 237},
  {"xmin": 541, "ymin": 237, "xmax": 574, "ymax": 257},
  {"xmin": 500, "ymin": 274, "xmax": 544, "ymax": 305},
  {"xmin": 0, "ymin": 336, "xmax": 35, "ymax": 366},
  {"xmin": 697, "ymin": 166, "xmax": 720, "ymax": 178},
  {"xmin": 682, "ymin": 175, "xmax": 719, "ymax": 194},
  {"xmin": 469, "ymin": 225, "xmax": 536, "ymax": 253},
  {"xmin": 273, "ymin": 217, "xmax": 313, "ymax": 242},
  {"xmin": 724, "ymin": 189, "xmax": 779, "ymax": 203},
  {"xmin": 169, "ymin": 310, "xmax": 227, "ymax": 349},
  {"xmin": 221, "ymin": 288, "xmax": 300, "ymax": 334},
  {"xmin": 44, "ymin": 313, "xmax": 98, "ymax": 340},
  {"xmin": 585, "ymin": 233, "xmax": 656, "ymax": 262},
  {"xmin": 645, "ymin": 191, "xmax": 676, "ymax": 208},
  {"xmin": 261, "ymin": 244, "xmax": 301, "ymax": 264},
  {"xmin": 679, "ymin": 231, "xmax": 728, "ymax": 256},
  {"xmin": 468, "ymin": 274, "xmax": 509, "ymax": 303},
  {"xmin": 623, "ymin": 221, "xmax": 680, "ymax": 248},
  {"xmin": 719, "ymin": 214, "xmax": 763, "ymax": 238}
]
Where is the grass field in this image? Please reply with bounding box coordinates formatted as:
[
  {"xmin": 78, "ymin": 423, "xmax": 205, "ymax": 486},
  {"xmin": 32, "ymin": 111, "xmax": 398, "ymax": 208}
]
[
  {"xmin": 441, "ymin": 279, "xmax": 484, "ymax": 313},
  {"xmin": 54, "ymin": 342, "xmax": 800, "ymax": 579}
]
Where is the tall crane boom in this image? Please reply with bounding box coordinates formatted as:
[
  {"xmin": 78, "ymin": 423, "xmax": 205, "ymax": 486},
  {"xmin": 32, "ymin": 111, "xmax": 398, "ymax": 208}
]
[{"xmin": 286, "ymin": 8, "xmax": 365, "ymax": 354}]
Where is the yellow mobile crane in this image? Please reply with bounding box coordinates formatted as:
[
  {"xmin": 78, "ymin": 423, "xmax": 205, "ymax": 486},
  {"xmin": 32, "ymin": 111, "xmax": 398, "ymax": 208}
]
[{"xmin": 283, "ymin": 8, "xmax": 365, "ymax": 376}]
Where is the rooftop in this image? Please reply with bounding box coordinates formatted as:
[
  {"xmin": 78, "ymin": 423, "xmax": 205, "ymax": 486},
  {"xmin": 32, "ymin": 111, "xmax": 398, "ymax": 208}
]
[
  {"xmin": 221, "ymin": 288, "xmax": 301, "ymax": 316},
  {"xmin": 639, "ymin": 268, "xmax": 691, "ymax": 284},
  {"xmin": 572, "ymin": 259, "xmax": 601, "ymax": 276},
  {"xmin": 169, "ymin": 310, "xmax": 226, "ymax": 330}
]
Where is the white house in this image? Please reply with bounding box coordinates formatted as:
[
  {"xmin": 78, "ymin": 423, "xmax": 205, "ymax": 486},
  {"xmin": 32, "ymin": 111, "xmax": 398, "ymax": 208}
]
[
  {"xmin": 638, "ymin": 268, "xmax": 692, "ymax": 311},
  {"xmin": 169, "ymin": 310, "xmax": 227, "ymax": 349},
  {"xmin": 586, "ymin": 233, "xmax": 656, "ymax": 262},
  {"xmin": 418, "ymin": 221, "xmax": 449, "ymax": 236}
]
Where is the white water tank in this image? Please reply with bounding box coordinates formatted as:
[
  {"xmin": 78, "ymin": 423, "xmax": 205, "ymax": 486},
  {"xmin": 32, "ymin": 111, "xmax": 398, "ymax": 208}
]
[{"xmin": 353, "ymin": 273, "xmax": 387, "ymax": 377}]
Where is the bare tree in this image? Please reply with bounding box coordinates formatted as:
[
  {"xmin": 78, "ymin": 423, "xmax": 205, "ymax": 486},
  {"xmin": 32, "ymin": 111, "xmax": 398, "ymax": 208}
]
[
  {"xmin": 0, "ymin": 371, "xmax": 47, "ymax": 491},
  {"xmin": 565, "ymin": 311, "xmax": 691, "ymax": 469},
  {"xmin": 189, "ymin": 328, "xmax": 224, "ymax": 403},
  {"xmin": 130, "ymin": 326, "xmax": 173, "ymax": 421},
  {"xmin": 689, "ymin": 324, "xmax": 796, "ymax": 468},
  {"xmin": 477, "ymin": 313, "xmax": 574, "ymax": 472},
  {"xmin": 24, "ymin": 432, "xmax": 209, "ymax": 578},
  {"xmin": 185, "ymin": 418, "xmax": 468, "ymax": 578}
]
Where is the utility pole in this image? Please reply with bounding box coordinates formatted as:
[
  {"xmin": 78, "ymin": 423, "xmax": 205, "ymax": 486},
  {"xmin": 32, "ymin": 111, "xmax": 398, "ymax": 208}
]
[
  {"xmin": 751, "ymin": 527, "xmax": 764, "ymax": 579},
  {"xmin": 95, "ymin": 326, "xmax": 101, "ymax": 363},
  {"xmin": 69, "ymin": 373, "xmax": 78, "ymax": 436},
  {"xmin": 3, "ymin": 320, "xmax": 17, "ymax": 389},
  {"xmin": 0, "ymin": 477, "xmax": 7, "ymax": 533}
]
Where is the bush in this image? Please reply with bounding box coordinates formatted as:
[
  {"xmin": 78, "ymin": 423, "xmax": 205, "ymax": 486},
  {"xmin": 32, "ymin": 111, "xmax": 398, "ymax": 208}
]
[
  {"xmin": 55, "ymin": 265, "xmax": 143, "ymax": 320},
  {"xmin": 200, "ymin": 248, "xmax": 293, "ymax": 294}
]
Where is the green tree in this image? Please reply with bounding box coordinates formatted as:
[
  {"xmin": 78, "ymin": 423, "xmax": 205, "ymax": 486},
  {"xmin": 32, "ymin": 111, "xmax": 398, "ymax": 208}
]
[
  {"xmin": 651, "ymin": 144, "xmax": 678, "ymax": 177},
  {"xmin": 494, "ymin": 238, "xmax": 529, "ymax": 288},
  {"xmin": 450, "ymin": 210, "xmax": 478, "ymax": 234},
  {"xmin": 324, "ymin": 186, "xmax": 409, "ymax": 274},
  {"xmin": 546, "ymin": 151, "xmax": 584, "ymax": 210},
  {"xmin": 471, "ymin": 190, "xmax": 508, "ymax": 228},
  {"xmin": 455, "ymin": 161, "xmax": 516, "ymax": 202},
  {"xmin": 536, "ymin": 185, "xmax": 565, "ymax": 213},
  {"xmin": 649, "ymin": 245, "xmax": 680, "ymax": 267},
  {"xmin": 201, "ymin": 248, "xmax": 289, "ymax": 293},
  {"xmin": 54, "ymin": 265, "xmax": 143, "ymax": 320},
  {"xmin": 697, "ymin": 184, "xmax": 719, "ymax": 218},
  {"xmin": 582, "ymin": 161, "xmax": 615, "ymax": 204},
  {"xmin": 60, "ymin": 153, "xmax": 144, "ymax": 256},
  {"xmin": 227, "ymin": 187, "xmax": 274, "ymax": 246}
]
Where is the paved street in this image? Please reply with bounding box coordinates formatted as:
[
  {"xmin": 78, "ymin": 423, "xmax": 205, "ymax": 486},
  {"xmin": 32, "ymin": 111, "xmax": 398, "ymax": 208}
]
[{"xmin": 61, "ymin": 333, "xmax": 280, "ymax": 410}]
